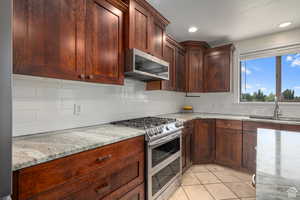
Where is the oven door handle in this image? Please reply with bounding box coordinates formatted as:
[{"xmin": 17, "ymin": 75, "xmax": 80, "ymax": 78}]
[{"xmin": 149, "ymin": 131, "xmax": 181, "ymax": 147}]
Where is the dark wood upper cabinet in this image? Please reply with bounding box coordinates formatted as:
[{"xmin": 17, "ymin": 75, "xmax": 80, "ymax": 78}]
[
  {"xmin": 192, "ymin": 119, "xmax": 216, "ymax": 164},
  {"xmin": 161, "ymin": 40, "xmax": 176, "ymax": 90},
  {"xmin": 175, "ymin": 47, "xmax": 186, "ymax": 92},
  {"xmin": 181, "ymin": 41, "xmax": 209, "ymax": 93},
  {"xmin": 204, "ymin": 44, "xmax": 234, "ymax": 92},
  {"xmin": 85, "ymin": 0, "xmax": 124, "ymax": 84},
  {"xmin": 150, "ymin": 18, "xmax": 165, "ymax": 59},
  {"xmin": 13, "ymin": 0, "xmax": 127, "ymax": 85},
  {"xmin": 126, "ymin": 0, "xmax": 169, "ymax": 57},
  {"xmin": 146, "ymin": 35, "xmax": 185, "ymax": 91},
  {"xmin": 13, "ymin": 0, "xmax": 85, "ymax": 81}
]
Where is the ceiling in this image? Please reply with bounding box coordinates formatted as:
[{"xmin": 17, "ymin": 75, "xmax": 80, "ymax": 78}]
[{"xmin": 147, "ymin": 0, "xmax": 300, "ymax": 45}]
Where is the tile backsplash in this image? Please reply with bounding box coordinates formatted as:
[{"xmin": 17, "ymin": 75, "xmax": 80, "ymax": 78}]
[{"xmin": 13, "ymin": 75, "xmax": 185, "ymax": 136}]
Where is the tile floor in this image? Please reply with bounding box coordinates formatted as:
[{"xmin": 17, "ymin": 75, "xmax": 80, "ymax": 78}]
[{"xmin": 168, "ymin": 164, "xmax": 256, "ymax": 200}]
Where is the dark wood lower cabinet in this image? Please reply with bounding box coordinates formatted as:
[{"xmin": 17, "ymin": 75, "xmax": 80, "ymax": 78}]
[
  {"xmin": 182, "ymin": 120, "xmax": 193, "ymax": 172},
  {"xmin": 215, "ymin": 127, "xmax": 242, "ymax": 169},
  {"xmin": 117, "ymin": 184, "xmax": 145, "ymax": 200},
  {"xmin": 13, "ymin": 136, "xmax": 145, "ymax": 200},
  {"xmin": 192, "ymin": 119, "xmax": 216, "ymax": 164},
  {"xmin": 242, "ymin": 122, "xmax": 281, "ymax": 173}
]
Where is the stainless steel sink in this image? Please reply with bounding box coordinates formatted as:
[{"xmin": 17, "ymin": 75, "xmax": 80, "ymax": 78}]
[{"xmin": 249, "ymin": 115, "xmax": 300, "ymax": 122}]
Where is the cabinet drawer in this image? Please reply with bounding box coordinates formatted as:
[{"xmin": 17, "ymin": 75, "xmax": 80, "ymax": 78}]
[
  {"xmin": 15, "ymin": 136, "xmax": 144, "ymax": 200},
  {"xmin": 216, "ymin": 120, "xmax": 242, "ymax": 130},
  {"xmin": 184, "ymin": 120, "xmax": 194, "ymax": 129},
  {"xmin": 104, "ymin": 183, "xmax": 145, "ymax": 200},
  {"xmin": 243, "ymin": 121, "xmax": 280, "ymax": 132},
  {"xmin": 27, "ymin": 152, "xmax": 144, "ymax": 200}
]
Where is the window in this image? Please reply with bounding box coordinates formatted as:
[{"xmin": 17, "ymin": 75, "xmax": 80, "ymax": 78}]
[{"xmin": 240, "ymin": 50, "xmax": 300, "ymax": 102}]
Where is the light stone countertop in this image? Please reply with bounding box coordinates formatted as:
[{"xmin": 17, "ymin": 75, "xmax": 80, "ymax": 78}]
[
  {"xmin": 13, "ymin": 124, "xmax": 145, "ymax": 171},
  {"xmin": 13, "ymin": 112, "xmax": 300, "ymax": 171},
  {"xmin": 159, "ymin": 112, "xmax": 300, "ymax": 125}
]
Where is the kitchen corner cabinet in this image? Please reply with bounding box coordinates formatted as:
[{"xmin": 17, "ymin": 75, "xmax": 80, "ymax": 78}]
[
  {"xmin": 12, "ymin": 136, "xmax": 145, "ymax": 200},
  {"xmin": 192, "ymin": 119, "xmax": 216, "ymax": 164},
  {"xmin": 126, "ymin": 0, "xmax": 169, "ymax": 59},
  {"xmin": 181, "ymin": 41, "xmax": 209, "ymax": 93},
  {"xmin": 215, "ymin": 120, "xmax": 242, "ymax": 168},
  {"xmin": 182, "ymin": 120, "xmax": 194, "ymax": 173},
  {"xmin": 13, "ymin": 0, "xmax": 126, "ymax": 85},
  {"xmin": 204, "ymin": 44, "xmax": 233, "ymax": 92}
]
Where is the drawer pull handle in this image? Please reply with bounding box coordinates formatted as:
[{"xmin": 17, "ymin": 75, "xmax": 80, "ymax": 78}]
[
  {"xmin": 95, "ymin": 183, "xmax": 110, "ymax": 194},
  {"xmin": 96, "ymin": 154, "xmax": 112, "ymax": 163}
]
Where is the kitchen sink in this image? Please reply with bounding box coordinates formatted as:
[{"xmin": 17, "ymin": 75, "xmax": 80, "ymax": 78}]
[{"xmin": 249, "ymin": 115, "xmax": 300, "ymax": 122}]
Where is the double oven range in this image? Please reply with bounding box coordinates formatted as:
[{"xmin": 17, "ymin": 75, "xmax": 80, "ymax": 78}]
[{"xmin": 112, "ymin": 117, "xmax": 183, "ymax": 200}]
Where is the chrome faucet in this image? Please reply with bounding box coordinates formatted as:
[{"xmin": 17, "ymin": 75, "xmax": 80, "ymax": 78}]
[{"xmin": 273, "ymin": 96, "xmax": 281, "ymax": 120}]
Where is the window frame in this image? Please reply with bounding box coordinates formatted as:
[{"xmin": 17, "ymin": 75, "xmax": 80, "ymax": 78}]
[{"xmin": 238, "ymin": 46, "xmax": 300, "ymax": 104}]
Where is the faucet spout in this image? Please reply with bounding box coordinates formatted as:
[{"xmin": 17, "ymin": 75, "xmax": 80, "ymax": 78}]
[{"xmin": 273, "ymin": 96, "xmax": 281, "ymax": 120}]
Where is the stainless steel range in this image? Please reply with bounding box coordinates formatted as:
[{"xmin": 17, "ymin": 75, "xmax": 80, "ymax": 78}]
[{"xmin": 112, "ymin": 117, "xmax": 183, "ymax": 200}]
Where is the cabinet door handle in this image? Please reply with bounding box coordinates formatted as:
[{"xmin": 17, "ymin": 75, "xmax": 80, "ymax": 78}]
[
  {"xmin": 96, "ymin": 154, "xmax": 112, "ymax": 163},
  {"xmin": 79, "ymin": 74, "xmax": 85, "ymax": 79},
  {"xmin": 95, "ymin": 182, "xmax": 110, "ymax": 194},
  {"xmin": 88, "ymin": 74, "xmax": 94, "ymax": 79}
]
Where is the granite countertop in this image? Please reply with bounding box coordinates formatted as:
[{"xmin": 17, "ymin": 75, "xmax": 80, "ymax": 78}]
[
  {"xmin": 13, "ymin": 124, "xmax": 145, "ymax": 171},
  {"xmin": 256, "ymin": 128, "xmax": 300, "ymax": 199},
  {"xmin": 13, "ymin": 112, "xmax": 300, "ymax": 171},
  {"xmin": 159, "ymin": 112, "xmax": 300, "ymax": 125}
]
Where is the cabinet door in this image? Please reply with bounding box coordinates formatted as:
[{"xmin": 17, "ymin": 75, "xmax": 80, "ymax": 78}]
[
  {"xmin": 192, "ymin": 119, "xmax": 216, "ymax": 164},
  {"xmin": 161, "ymin": 42, "xmax": 176, "ymax": 91},
  {"xmin": 150, "ymin": 18, "xmax": 165, "ymax": 59},
  {"xmin": 176, "ymin": 50, "xmax": 186, "ymax": 92},
  {"xmin": 187, "ymin": 49, "xmax": 204, "ymax": 92},
  {"xmin": 85, "ymin": 0, "xmax": 124, "ymax": 85},
  {"xmin": 119, "ymin": 184, "xmax": 145, "ymax": 200},
  {"xmin": 216, "ymin": 128, "xmax": 242, "ymax": 168},
  {"xmin": 13, "ymin": 0, "xmax": 85, "ymax": 80},
  {"xmin": 129, "ymin": 0, "xmax": 151, "ymax": 53},
  {"xmin": 185, "ymin": 131, "xmax": 192, "ymax": 169},
  {"xmin": 182, "ymin": 132, "xmax": 187, "ymax": 171},
  {"xmin": 242, "ymin": 131, "xmax": 257, "ymax": 173},
  {"xmin": 204, "ymin": 45, "xmax": 232, "ymax": 92}
]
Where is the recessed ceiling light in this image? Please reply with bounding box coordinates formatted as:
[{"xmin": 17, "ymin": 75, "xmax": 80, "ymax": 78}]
[
  {"xmin": 188, "ymin": 27, "xmax": 198, "ymax": 33},
  {"xmin": 279, "ymin": 22, "xmax": 292, "ymax": 28}
]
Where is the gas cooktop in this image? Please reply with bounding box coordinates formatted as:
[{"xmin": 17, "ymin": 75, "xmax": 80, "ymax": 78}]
[{"xmin": 112, "ymin": 117, "xmax": 183, "ymax": 141}]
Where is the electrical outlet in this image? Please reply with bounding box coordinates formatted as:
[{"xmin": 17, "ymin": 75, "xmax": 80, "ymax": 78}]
[{"xmin": 73, "ymin": 104, "xmax": 81, "ymax": 116}]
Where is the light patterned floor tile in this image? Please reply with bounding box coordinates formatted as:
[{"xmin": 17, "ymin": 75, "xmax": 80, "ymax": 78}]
[
  {"xmin": 205, "ymin": 183, "xmax": 237, "ymax": 200},
  {"xmin": 183, "ymin": 185, "xmax": 214, "ymax": 200},
  {"xmin": 225, "ymin": 182, "xmax": 256, "ymax": 198},
  {"xmin": 182, "ymin": 172, "xmax": 201, "ymax": 186},
  {"xmin": 194, "ymin": 172, "xmax": 221, "ymax": 184},
  {"xmin": 205, "ymin": 164, "xmax": 228, "ymax": 172},
  {"xmin": 190, "ymin": 165, "xmax": 210, "ymax": 173},
  {"xmin": 168, "ymin": 187, "xmax": 189, "ymax": 200},
  {"xmin": 212, "ymin": 171, "xmax": 242, "ymax": 182}
]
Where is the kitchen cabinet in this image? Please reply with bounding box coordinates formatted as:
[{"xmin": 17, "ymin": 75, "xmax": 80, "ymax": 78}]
[
  {"xmin": 216, "ymin": 120, "xmax": 242, "ymax": 168},
  {"xmin": 146, "ymin": 35, "xmax": 185, "ymax": 91},
  {"xmin": 280, "ymin": 124, "xmax": 300, "ymax": 132},
  {"xmin": 85, "ymin": 0, "xmax": 124, "ymax": 84},
  {"xmin": 181, "ymin": 41, "xmax": 209, "ymax": 93},
  {"xmin": 126, "ymin": 0, "xmax": 169, "ymax": 58},
  {"xmin": 13, "ymin": 0, "xmax": 85, "ymax": 81},
  {"xmin": 204, "ymin": 44, "xmax": 233, "ymax": 92},
  {"xmin": 116, "ymin": 184, "xmax": 145, "ymax": 200},
  {"xmin": 192, "ymin": 119, "xmax": 216, "ymax": 164},
  {"xmin": 176, "ymin": 49, "xmax": 187, "ymax": 92},
  {"xmin": 13, "ymin": 0, "xmax": 126, "ymax": 85},
  {"xmin": 182, "ymin": 120, "xmax": 194, "ymax": 172},
  {"xmin": 242, "ymin": 121, "xmax": 280, "ymax": 173},
  {"xmin": 12, "ymin": 136, "xmax": 145, "ymax": 200}
]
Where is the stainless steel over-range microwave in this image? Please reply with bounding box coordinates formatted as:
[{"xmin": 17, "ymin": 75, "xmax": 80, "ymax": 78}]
[{"xmin": 125, "ymin": 48, "xmax": 169, "ymax": 81}]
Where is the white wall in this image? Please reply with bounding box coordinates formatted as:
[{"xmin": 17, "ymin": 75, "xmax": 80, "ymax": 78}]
[
  {"xmin": 13, "ymin": 75, "xmax": 185, "ymax": 136},
  {"xmin": 185, "ymin": 28, "xmax": 300, "ymax": 117}
]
